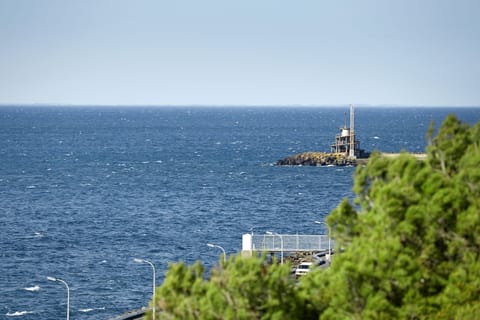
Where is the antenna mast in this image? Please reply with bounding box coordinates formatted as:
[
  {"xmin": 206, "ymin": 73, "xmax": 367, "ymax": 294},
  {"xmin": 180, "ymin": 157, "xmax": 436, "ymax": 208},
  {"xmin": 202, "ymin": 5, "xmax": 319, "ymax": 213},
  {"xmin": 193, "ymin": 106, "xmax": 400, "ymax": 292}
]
[{"xmin": 349, "ymin": 104, "xmax": 355, "ymax": 158}]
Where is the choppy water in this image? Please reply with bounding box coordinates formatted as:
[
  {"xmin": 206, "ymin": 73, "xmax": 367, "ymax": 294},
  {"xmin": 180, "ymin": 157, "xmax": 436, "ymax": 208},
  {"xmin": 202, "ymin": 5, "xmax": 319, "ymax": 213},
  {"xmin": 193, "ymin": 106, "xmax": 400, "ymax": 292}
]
[{"xmin": 1, "ymin": 106, "xmax": 479, "ymax": 319}]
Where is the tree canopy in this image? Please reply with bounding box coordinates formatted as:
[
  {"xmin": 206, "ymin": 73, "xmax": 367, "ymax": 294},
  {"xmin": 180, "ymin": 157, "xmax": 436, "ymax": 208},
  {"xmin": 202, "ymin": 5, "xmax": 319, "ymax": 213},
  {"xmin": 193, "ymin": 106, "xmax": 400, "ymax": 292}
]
[
  {"xmin": 149, "ymin": 255, "xmax": 312, "ymax": 320},
  {"xmin": 147, "ymin": 114, "xmax": 480, "ymax": 319}
]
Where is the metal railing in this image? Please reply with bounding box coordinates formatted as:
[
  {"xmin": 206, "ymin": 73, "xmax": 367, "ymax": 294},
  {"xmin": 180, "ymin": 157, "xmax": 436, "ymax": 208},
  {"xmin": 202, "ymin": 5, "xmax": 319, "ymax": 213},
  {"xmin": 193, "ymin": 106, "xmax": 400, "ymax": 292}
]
[{"xmin": 249, "ymin": 234, "xmax": 333, "ymax": 252}]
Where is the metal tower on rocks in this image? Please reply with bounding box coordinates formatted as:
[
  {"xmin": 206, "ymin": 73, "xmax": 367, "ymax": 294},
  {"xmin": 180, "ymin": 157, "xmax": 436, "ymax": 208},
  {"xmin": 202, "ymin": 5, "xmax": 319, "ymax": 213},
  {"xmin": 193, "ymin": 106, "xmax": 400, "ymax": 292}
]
[
  {"xmin": 330, "ymin": 104, "xmax": 364, "ymax": 159},
  {"xmin": 349, "ymin": 104, "xmax": 355, "ymax": 158}
]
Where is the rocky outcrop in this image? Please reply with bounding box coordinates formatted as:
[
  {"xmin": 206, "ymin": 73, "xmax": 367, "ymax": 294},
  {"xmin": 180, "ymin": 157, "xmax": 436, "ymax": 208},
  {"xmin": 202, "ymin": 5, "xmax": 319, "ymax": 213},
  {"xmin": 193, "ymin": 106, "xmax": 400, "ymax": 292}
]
[
  {"xmin": 276, "ymin": 152, "xmax": 358, "ymax": 166},
  {"xmin": 276, "ymin": 151, "xmax": 429, "ymax": 167}
]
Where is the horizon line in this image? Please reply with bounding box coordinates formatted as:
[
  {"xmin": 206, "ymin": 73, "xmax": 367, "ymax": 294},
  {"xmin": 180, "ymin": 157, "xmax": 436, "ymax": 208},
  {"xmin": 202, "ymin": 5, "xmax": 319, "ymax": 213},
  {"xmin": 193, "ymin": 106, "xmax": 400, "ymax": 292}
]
[{"xmin": 1, "ymin": 103, "xmax": 479, "ymax": 108}]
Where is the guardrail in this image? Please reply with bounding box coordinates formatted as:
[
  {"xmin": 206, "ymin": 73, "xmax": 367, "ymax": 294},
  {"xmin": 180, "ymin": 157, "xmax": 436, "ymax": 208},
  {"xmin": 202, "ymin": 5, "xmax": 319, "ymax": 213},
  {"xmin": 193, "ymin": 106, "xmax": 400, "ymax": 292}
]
[{"xmin": 242, "ymin": 234, "xmax": 333, "ymax": 253}]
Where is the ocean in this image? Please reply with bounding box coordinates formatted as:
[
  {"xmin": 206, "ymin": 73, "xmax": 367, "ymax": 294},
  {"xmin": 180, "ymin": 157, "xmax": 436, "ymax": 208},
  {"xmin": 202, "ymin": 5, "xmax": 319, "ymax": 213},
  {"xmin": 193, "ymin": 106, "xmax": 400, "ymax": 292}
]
[{"xmin": 1, "ymin": 106, "xmax": 479, "ymax": 319}]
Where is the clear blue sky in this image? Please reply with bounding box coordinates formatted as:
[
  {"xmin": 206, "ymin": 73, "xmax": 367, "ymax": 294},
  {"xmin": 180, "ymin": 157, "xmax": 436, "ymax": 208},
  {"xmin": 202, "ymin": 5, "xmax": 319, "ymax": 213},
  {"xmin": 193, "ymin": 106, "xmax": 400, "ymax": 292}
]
[{"xmin": 1, "ymin": 0, "xmax": 479, "ymax": 106}]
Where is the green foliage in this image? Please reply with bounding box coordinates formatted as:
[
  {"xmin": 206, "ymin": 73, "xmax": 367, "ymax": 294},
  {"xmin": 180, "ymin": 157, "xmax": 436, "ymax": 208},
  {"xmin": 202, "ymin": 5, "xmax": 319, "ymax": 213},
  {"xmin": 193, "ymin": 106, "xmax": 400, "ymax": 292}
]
[
  {"xmin": 152, "ymin": 255, "xmax": 313, "ymax": 319},
  {"xmin": 145, "ymin": 115, "xmax": 480, "ymax": 319},
  {"xmin": 308, "ymin": 115, "xmax": 480, "ymax": 319}
]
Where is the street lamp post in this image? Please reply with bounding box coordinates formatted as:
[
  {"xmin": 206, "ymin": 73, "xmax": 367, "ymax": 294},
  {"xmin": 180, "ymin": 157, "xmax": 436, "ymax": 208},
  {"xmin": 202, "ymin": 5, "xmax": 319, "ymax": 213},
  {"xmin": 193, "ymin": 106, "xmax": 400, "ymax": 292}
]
[
  {"xmin": 266, "ymin": 231, "xmax": 283, "ymax": 264},
  {"xmin": 134, "ymin": 258, "xmax": 156, "ymax": 320},
  {"xmin": 207, "ymin": 243, "xmax": 227, "ymax": 264},
  {"xmin": 47, "ymin": 276, "xmax": 70, "ymax": 320},
  {"xmin": 314, "ymin": 220, "xmax": 331, "ymax": 258}
]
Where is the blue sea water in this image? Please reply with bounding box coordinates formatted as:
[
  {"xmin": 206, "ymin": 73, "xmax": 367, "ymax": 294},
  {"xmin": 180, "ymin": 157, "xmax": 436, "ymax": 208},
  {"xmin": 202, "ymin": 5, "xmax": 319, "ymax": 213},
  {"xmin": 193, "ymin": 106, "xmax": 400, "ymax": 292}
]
[{"xmin": 1, "ymin": 106, "xmax": 479, "ymax": 319}]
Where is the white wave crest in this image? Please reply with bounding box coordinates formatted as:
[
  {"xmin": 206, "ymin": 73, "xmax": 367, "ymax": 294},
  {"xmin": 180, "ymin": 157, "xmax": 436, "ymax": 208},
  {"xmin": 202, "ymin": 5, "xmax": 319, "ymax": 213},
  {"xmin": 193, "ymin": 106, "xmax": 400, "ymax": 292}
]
[
  {"xmin": 79, "ymin": 307, "xmax": 105, "ymax": 313},
  {"xmin": 24, "ymin": 285, "xmax": 40, "ymax": 292},
  {"xmin": 6, "ymin": 311, "xmax": 34, "ymax": 317}
]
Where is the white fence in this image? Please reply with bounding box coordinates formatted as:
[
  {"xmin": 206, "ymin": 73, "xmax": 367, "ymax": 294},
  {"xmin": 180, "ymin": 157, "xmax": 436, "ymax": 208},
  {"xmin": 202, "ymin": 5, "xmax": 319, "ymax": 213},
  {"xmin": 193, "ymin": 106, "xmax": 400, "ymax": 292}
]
[{"xmin": 242, "ymin": 234, "xmax": 333, "ymax": 253}]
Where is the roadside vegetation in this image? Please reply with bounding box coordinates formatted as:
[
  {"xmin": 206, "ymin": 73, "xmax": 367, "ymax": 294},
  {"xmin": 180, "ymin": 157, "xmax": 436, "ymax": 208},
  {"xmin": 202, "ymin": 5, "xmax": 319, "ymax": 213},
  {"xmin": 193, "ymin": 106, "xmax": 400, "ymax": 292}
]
[{"xmin": 145, "ymin": 114, "xmax": 480, "ymax": 319}]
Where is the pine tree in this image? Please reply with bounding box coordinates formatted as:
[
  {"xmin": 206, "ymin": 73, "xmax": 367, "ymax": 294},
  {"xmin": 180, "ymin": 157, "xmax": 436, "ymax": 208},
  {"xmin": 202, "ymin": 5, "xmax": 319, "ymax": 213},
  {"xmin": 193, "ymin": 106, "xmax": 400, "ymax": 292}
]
[
  {"xmin": 153, "ymin": 255, "xmax": 314, "ymax": 319},
  {"xmin": 305, "ymin": 115, "xmax": 480, "ymax": 319}
]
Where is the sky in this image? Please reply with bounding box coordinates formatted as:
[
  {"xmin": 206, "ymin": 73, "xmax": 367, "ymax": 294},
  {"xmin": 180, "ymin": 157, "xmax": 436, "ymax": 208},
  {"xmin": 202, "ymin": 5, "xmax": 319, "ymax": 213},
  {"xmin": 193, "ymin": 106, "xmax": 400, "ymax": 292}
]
[{"xmin": 0, "ymin": 0, "xmax": 479, "ymax": 106}]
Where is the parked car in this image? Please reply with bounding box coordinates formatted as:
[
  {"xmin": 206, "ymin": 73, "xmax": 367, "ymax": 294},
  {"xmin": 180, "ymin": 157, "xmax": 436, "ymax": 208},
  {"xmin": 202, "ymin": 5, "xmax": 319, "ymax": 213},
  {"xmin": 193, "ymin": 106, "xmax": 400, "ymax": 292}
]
[
  {"xmin": 313, "ymin": 249, "xmax": 334, "ymax": 263},
  {"xmin": 295, "ymin": 262, "xmax": 313, "ymax": 277}
]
